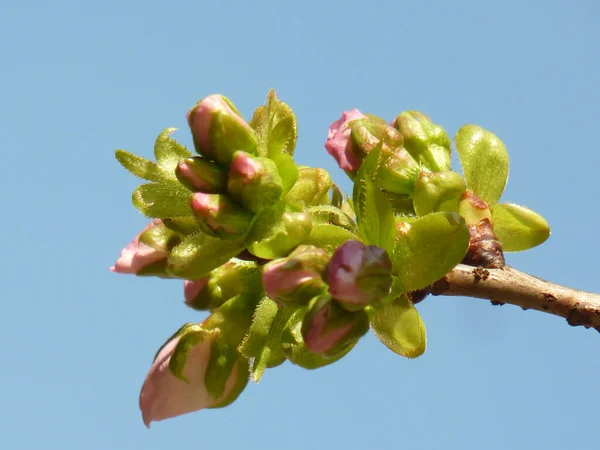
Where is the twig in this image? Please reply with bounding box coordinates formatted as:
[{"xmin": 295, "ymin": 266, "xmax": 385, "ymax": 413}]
[{"xmin": 431, "ymin": 264, "xmax": 600, "ymax": 332}]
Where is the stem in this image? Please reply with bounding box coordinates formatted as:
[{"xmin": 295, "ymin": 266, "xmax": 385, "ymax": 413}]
[{"xmin": 431, "ymin": 264, "xmax": 600, "ymax": 332}]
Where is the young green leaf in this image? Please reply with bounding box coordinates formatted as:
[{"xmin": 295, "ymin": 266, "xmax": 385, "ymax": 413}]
[
  {"xmin": 132, "ymin": 182, "xmax": 192, "ymax": 218},
  {"xmin": 392, "ymin": 212, "xmax": 469, "ymax": 292},
  {"xmin": 491, "ymin": 203, "xmax": 550, "ymax": 252},
  {"xmin": 115, "ymin": 150, "xmax": 166, "ymax": 182},
  {"xmin": 352, "ymin": 145, "xmax": 396, "ymax": 253},
  {"xmin": 455, "ymin": 125, "xmax": 509, "ymax": 205},
  {"xmin": 302, "ymin": 224, "xmax": 360, "ymax": 254},
  {"xmin": 166, "ymin": 232, "xmax": 244, "ymax": 279},
  {"xmin": 370, "ymin": 294, "xmax": 426, "ymax": 358},
  {"xmin": 154, "ymin": 128, "xmax": 193, "ymax": 176},
  {"xmin": 308, "ymin": 205, "xmax": 357, "ymax": 232},
  {"xmin": 271, "ymin": 153, "xmax": 299, "ymax": 195},
  {"xmin": 249, "ymin": 89, "xmax": 298, "ymax": 158}
]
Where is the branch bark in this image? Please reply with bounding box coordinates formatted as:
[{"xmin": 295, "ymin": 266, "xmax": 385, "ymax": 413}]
[{"xmin": 431, "ymin": 264, "xmax": 600, "ymax": 332}]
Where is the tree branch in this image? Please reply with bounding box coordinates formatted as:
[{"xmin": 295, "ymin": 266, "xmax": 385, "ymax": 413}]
[{"xmin": 430, "ymin": 264, "xmax": 600, "ymax": 332}]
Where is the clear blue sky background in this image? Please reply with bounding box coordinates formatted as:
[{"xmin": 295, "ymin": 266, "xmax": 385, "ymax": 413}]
[{"xmin": 2, "ymin": 0, "xmax": 599, "ymax": 449}]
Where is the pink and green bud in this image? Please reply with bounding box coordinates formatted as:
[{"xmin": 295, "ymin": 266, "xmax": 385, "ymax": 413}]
[
  {"xmin": 301, "ymin": 295, "xmax": 369, "ymax": 355},
  {"xmin": 187, "ymin": 94, "xmax": 258, "ymax": 167},
  {"xmin": 393, "ymin": 111, "xmax": 451, "ymax": 172},
  {"xmin": 325, "ymin": 109, "xmax": 367, "ymax": 172},
  {"xmin": 284, "ymin": 167, "xmax": 332, "ymax": 206},
  {"xmin": 262, "ymin": 245, "xmax": 329, "ymax": 306},
  {"xmin": 139, "ymin": 323, "xmax": 249, "ymax": 428},
  {"xmin": 327, "ymin": 240, "xmax": 392, "ymax": 311},
  {"xmin": 175, "ymin": 157, "xmax": 228, "ymax": 193},
  {"xmin": 227, "ymin": 151, "xmax": 284, "ymax": 212},
  {"xmin": 191, "ymin": 192, "xmax": 252, "ymax": 238},
  {"xmin": 110, "ymin": 219, "xmax": 180, "ymax": 277},
  {"xmin": 184, "ymin": 259, "xmax": 260, "ymax": 311}
]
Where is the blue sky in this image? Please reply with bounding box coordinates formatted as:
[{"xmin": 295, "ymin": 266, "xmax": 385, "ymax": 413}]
[{"xmin": 2, "ymin": 0, "xmax": 599, "ymax": 448}]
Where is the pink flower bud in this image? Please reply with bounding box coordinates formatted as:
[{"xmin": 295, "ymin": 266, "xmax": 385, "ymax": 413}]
[
  {"xmin": 110, "ymin": 219, "xmax": 170, "ymax": 275},
  {"xmin": 301, "ymin": 295, "xmax": 369, "ymax": 355},
  {"xmin": 139, "ymin": 326, "xmax": 247, "ymax": 427},
  {"xmin": 187, "ymin": 95, "xmax": 257, "ymax": 166},
  {"xmin": 262, "ymin": 245, "xmax": 329, "ymax": 306},
  {"xmin": 227, "ymin": 151, "xmax": 283, "ymax": 212},
  {"xmin": 327, "ymin": 240, "xmax": 392, "ymax": 311},
  {"xmin": 175, "ymin": 157, "xmax": 228, "ymax": 193},
  {"xmin": 324, "ymin": 109, "xmax": 366, "ymax": 172},
  {"xmin": 190, "ymin": 192, "xmax": 252, "ymax": 238}
]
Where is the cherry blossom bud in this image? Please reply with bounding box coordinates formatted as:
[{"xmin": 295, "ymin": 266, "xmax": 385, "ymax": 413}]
[
  {"xmin": 184, "ymin": 259, "xmax": 261, "ymax": 311},
  {"xmin": 110, "ymin": 219, "xmax": 180, "ymax": 277},
  {"xmin": 190, "ymin": 192, "xmax": 252, "ymax": 238},
  {"xmin": 327, "ymin": 240, "xmax": 392, "ymax": 311},
  {"xmin": 301, "ymin": 295, "xmax": 369, "ymax": 355},
  {"xmin": 139, "ymin": 323, "xmax": 248, "ymax": 428},
  {"xmin": 187, "ymin": 94, "xmax": 257, "ymax": 166},
  {"xmin": 393, "ymin": 111, "xmax": 451, "ymax": 172},
  {"xmin": 324, "ymin": 109, "xmax": 367, "ymax": 172},
  {"xmin": 262, "ymin": 245, "xmax": 329, "ymax": 306},
  {"xmin": 175, "ymin": 157, "xmax": 227, "ymax": 193},
  {"xmin": 227, "ymin": 151, "xmax": 284, "ymax": 212}
]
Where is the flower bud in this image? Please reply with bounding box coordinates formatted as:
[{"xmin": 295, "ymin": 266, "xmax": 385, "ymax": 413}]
[
  {"xmin": 413, "ymin": 170, "xmax": 466, "ymax": 216},
  {"xmin": 284, "ymin": 167, "xmax": 332, "ymax": 206},
  {"xmin": 139, "ymin": 323, "xmax": 249, "ymax": 428},
  {"xmin": 190, "ymin": 192, "xmax": 252, "ymax": 238},
  {"xmin": 349, "ymin": 117, "xmax": 404, "ymax": 159},
  {"xmin": 245, "ymin": 202, "xmax": 313, "ymax": 259},
  {"xmin": 187, "ymin": 94, "xmax": 258, "ymax": 166},
  {"xmin": 393, "ymin": 111, "xmax": 451, "ymax": 172},
  {"xmin": 110, "ymin": 219, "xmax": 180, "ymax": 277},
  {"xmin": 262, "ymin": 245, "xmax": 329, "ymax": 306},
  {"xmin": 227, "ymin": 151, "xmax": 284, "ymax": 212},
  {"xmin": 327, "ymin": 240, "xmax": 392, "ymax": 311},
  {"xmin": 184, "ymin": 259, "xmax": 261, "ymax": 310},
  {"xmin": 376, "ymin": 147, "xmax": 422, "ymax": 195},
  {"xmin": 324, "ymin": 109, "xmax": 367, "ymax": 172},
  {"xmin": 175, "ymin": 157, "xmax": 227, "ymax": 193},
  {"xmin": 301, "ymin": 295, "xmax": 369, "ymax": 355}
]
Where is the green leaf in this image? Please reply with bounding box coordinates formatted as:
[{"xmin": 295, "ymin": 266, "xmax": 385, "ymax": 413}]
[
  {"xmin": 271, "ymin": 153, "xmax": 299, "ymax": 194},
  {"xmin": 166, "ymin": 232, "xmax": 244, "ymax": 279},
  {"xmin": 249, "ymin": 89, "xmax": 298, "ymax": 158},
  {"xmin": 161, "ymin": 217, "xmax": 201, "ymax": 236},
  {"xmin": 370, "ymin": 294, "xmax": 426, "ymax": 358},
  {"xmin": 492, "ymin": 203, "xmax": 550, "ymax": 252},
  {"xmin": 132, "ymin": 182, "xmax": 192, "ymax": 218},
  {"xmin": 392, "ymin": 212, "xmax": 469, "ymax": 292},
  {"xmin": 154, "ymin": 128, "xmax": 193, "ymax": 176},
  {"xmin": 455, "ymin": 125, "xmax": 509, "ymax": 204},
  {"xmin": 115, "ymin": 150, "xmax": 166, "ymax": 182},
  {"xmin": 239, "ymin": 299, "xmax": 292, "ymax": 382},
  {"xmin": 352, "ymin": 145, "xmax": 396, "ymax": 253},
  {"xmin": 238, "ymin": 298, "xmax": 280, "ymax": 358},
  {"xmin": 169, "ymin": 327, "xmax": 213, "ymax": 382},
  {"xmin": 302, "ymin": 224, "xmax": 360, "ymax": 254},
  {"xmin": 308, "ymin": 205, "xmax": 357, "ymax": 232}
]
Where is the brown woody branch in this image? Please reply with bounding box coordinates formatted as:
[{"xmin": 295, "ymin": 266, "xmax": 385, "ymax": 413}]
[{"xmin": 430, "ymin": 264, "xmax": 600, "ymax": 332}]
